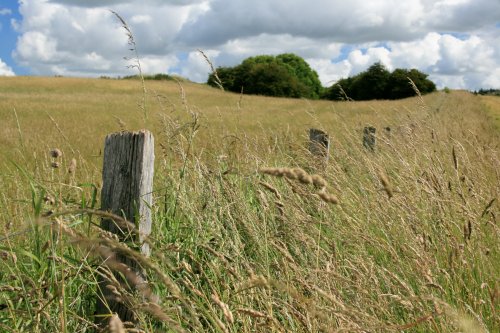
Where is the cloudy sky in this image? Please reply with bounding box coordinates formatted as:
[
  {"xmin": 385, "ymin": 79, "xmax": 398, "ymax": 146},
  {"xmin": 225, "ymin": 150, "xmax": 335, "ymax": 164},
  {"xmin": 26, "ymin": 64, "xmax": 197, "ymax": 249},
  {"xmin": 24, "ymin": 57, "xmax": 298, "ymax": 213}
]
[{"xmin": 0, "ymin": 0, "xmax": 499, "ymax": 90}]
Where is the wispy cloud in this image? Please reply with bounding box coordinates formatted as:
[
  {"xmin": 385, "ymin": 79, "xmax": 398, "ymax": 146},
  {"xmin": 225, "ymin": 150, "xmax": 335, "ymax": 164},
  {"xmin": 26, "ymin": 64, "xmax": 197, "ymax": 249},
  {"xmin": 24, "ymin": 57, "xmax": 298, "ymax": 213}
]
[{"xmin": 0, "ymin": 8, "xmax": 13, "ymax": 15}]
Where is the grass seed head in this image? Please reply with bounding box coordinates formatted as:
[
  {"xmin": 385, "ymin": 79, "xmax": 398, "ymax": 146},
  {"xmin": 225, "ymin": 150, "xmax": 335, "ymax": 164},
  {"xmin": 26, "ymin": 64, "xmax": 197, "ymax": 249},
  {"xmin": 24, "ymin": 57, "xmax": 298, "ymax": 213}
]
[
  {"xmin": 317, "ymin": 190, "xmax": 339, "ymax": 204},
  {"xmin": 50, "ymin": 148, "xmax": 62, "ymax": 158},
  {"xmin": 108, "ymin": 314, "xmax": 126, "ymax": 333},
  {"xmin": 68, "ymin": 158, "xmax": 77, "ymax": 174},
  {"xmin": 378, "ymin": 170, "xmax": 394, "ymax": 199}
]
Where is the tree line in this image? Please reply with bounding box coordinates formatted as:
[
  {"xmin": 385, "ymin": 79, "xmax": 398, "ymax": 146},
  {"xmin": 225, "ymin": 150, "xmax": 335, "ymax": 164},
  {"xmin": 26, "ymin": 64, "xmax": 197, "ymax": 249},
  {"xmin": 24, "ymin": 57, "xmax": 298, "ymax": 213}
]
[{"xmin": 207, "ymin": 54, "xmax": 437, "ymax": 101}]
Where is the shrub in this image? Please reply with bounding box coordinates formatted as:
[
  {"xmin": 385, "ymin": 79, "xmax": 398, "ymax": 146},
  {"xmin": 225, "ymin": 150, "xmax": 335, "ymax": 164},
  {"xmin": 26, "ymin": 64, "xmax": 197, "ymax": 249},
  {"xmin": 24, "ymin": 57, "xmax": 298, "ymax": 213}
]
[
  {"xmin": 208, "ymin": 53, "xmax": 323, "ymax": 99},
  {"xmin": 322, "ymin": 62, "xmax": 437, "ymax": 101}
]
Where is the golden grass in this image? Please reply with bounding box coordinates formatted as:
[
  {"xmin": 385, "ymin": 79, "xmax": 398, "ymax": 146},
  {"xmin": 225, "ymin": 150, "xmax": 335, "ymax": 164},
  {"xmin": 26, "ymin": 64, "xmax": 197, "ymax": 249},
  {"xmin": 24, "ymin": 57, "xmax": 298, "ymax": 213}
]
[
  {"xmin": 0, "ymin": 76, "xmax": 453, "ymax": 168},
  {"xmin": 480, "ymin": 95, "xmax": 500, "ymax": 132},
  {"xmin": 0, "ymin": 76, "xmax": 498, "ymax": 332}
]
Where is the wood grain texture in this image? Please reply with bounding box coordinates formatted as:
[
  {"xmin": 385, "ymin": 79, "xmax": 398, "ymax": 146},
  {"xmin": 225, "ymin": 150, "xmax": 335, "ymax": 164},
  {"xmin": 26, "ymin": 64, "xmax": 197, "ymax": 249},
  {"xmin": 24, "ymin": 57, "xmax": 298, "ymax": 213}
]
[
  {"xmin": 100, "ymin": 130, "xmax": 154, "ymax": 254},
  {"xmin": 309, "ymin": 128, "xmax": 330, "ymax": 162},
  {"xmin": 96, "ymin": 130, "xmax": 154, "ymax": 326}
]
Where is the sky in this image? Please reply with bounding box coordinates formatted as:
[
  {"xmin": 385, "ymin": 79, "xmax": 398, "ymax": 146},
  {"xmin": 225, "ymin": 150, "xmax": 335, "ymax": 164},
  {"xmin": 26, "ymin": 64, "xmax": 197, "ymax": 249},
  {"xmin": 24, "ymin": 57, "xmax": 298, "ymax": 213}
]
[{"xmin": 0, "ymin": 0, "xmax": 499, "ymax": 90}]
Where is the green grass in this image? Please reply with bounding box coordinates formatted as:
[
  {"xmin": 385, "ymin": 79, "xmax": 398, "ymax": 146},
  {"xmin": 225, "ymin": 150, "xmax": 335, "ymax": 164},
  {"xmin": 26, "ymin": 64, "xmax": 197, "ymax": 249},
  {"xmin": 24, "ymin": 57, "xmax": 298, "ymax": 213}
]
[{"xmin": 0, "ymin": 77, "xmax": 498, "ymax": 332}]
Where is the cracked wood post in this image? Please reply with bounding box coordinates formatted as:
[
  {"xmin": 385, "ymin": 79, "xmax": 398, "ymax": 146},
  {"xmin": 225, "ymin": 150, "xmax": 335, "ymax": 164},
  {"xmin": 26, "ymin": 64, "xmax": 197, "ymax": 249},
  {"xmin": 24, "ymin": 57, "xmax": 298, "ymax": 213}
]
[
  {"xmin": 363, "ymin": 126, "xmax": 376, "ymax": 152},
  {"xmin": 95, "ymin": 130, "xmax": 154, "ymax": 327},
  {"xmin": 309, "ymin": 128, "xmax": 330, "ymax": 166}
]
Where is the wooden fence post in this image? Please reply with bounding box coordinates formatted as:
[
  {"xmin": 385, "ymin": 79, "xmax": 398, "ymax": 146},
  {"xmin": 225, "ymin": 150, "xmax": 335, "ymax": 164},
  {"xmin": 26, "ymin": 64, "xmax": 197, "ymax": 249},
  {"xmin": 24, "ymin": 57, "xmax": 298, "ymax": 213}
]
[
  {"xmin": 309, "ymin": 128, "xmax": 330, "ymax": 162},
  {"xmin": 96, "ymin": 130, "xmax": 154, "ymax": 326},
  {"xmin": 363, "ymin": 126, "xmax": 376, "ymax": 151}
]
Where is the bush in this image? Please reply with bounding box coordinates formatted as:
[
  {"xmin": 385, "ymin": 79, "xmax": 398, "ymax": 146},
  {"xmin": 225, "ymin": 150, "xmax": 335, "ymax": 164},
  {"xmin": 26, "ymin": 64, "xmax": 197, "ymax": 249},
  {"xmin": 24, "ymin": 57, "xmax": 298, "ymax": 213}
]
[
  {"xmin": 322, "ymin": 62, "xmax": 436, "ymax": 101},
  {"xmin": 208, "ymin": 54, "xmax": 323, "ymax": 99}
]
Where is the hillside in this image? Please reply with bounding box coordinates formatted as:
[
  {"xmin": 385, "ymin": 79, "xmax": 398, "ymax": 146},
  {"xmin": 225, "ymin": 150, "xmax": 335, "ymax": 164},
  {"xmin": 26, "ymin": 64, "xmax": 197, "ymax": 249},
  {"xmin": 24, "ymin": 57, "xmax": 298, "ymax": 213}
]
[
  {"xmin": 1, "ymin": 77, "xmax": 497, "ymax": 167},
  {"xmin": 0, "ymin": 77, "xmax": 498, "ymax": 332}
]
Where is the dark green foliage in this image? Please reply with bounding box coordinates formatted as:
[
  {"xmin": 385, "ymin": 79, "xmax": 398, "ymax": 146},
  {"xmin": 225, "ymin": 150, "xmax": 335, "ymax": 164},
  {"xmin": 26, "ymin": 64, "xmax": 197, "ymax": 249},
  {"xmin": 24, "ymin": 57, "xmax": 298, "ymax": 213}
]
[
  {"xmin": 207, "ymin": 53, "xmax": 323, "ymax": 99},
  {"xmin": 244, "ymin": 62, "xmax": 306, "ymax": 98},
  {"xmin": 122, "ymin": 73, "xmax": 180, "ymax": 81},
  {"xmin": 475, "ymin": 88, "xmax": 500, "ymax": 96},
  {"xmin": 320, "ymin": 77, "xmax": 354, "ymax": 101},
  {"xmin": 276, "ymin": 53, "xmax": 323, "ymax": 98},
  {"xmin": 323, "ymin": 62, "xmax": 436, "ymax": 101},
  {"xmin": 386, "ymin": 68, "xmax": 436, "ymax": 99},
  {"xmin": 351, "ymin": 62, "xmax": 391, "ymax": 100}
]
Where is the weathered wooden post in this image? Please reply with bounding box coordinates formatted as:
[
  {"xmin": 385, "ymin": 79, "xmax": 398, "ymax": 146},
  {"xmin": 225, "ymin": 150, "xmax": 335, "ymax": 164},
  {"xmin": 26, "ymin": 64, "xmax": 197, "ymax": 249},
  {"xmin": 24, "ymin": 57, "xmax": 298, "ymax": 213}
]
[
  {"xmin": 96, "ymin": 130, "xmax": 154, "ymax": 326},
  {"xmin": 363, "ymin": 126, "xmax": 376, "ymax": 151},
  {"xmin": 309, "ymin": 128, "xmax": 330, "ymax": 163}
]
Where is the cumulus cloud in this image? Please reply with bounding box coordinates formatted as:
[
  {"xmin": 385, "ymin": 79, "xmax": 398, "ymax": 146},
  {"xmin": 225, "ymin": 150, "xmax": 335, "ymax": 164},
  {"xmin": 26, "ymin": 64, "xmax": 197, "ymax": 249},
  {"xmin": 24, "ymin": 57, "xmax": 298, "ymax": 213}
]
[
  {"xmin": 310, "ymin": 32, "xmax": 500, "ymax": 90},
  {"xmin": 0, "ymin": 58, "xmax": 15, "ymax": 76},
  {"xmin": 426, "ymin": 0, "xmax": 500, "ymax": 32},
  {"xmin": 13, "ymin": 0, "xmax": 208, "ymax": 76},
  {"xmin": 176, "ymin": 50, "xmax": 220, "ymax": 83},
  {"xmin": 177, "ymin": 0, "xmax": 500, "ymax": 46},
  {"xmin": 10, "ymin": 0, "xmax": 500, "ymax": 89},
  {"xmin": 177, "ymin": 0, "xmax": 428, "ymax": 46},
  {"xmin": 47, "ymin": 0, "xmax": 207, "ymax": 8}
]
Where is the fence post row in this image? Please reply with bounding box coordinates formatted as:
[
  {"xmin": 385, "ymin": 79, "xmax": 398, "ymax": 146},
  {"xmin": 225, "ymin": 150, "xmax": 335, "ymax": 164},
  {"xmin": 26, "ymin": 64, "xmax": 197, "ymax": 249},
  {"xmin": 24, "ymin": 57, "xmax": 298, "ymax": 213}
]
[{"xmin": 96, "ymin": 130, "xmax": 155, "ymax": 326}]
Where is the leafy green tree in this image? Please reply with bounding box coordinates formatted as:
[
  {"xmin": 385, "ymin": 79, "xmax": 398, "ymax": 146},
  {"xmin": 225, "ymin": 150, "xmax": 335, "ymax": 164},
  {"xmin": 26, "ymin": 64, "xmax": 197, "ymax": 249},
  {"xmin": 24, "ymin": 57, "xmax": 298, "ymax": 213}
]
[
  {"xmin": 276, "ymin": 53, "xmax": 323, "ymax": 98},
  {"xmin": 207, "ymin": 66, "xmax": 237, "ymax": 90},
  {"xmin": 322, "ymin": 62, "xmax": 436, "ymax": 101},
  {"xmin": 386, "ymin": 68, "xmax": 436, "ymax": 99},
  {"xmin": 351, "ymin": 62, "xmax": 390, "ymax": 100},
  {"xmin": 407, "ymin": 69, "xmax": 436, "ymax": 95},
  {"xmin": 207, "ymin": 53, "xmax": 322, "ymax": 99},
  {"xmin": 320, "ymin": 77, "xmax": 354, "ymax": 100},
  {"xmin": 245, "ymin": 62, "xmax": 305, "ymax": 97}
]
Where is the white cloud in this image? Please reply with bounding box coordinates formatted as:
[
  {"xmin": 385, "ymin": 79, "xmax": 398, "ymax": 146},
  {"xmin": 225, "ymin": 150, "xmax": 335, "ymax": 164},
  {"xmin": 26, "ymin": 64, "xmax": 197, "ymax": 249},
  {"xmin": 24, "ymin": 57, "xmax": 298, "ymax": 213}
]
[
  {"xmin": 10, "ymin": 0, "xmax": 500, "ymax": 89},
  {"xmin": 307, "ymin": 32, "xmax": 500, "ymax": 90},
  {"xmin": 0, "ymin": 58, "xmax": 15, "ymax": 76},
  {"xmin": 307, "ymin": 59, "xmax": 351, "ymax": 86},
  {"xmin": 140, "ymin": 55, "xmax": 179, "ymax": 74},
  {"xmin": 220, "ymin": 34, "xmax": 342, "ymax": 60},
  {"xmin": 13, "ymin": 0, "xmax": 208, "ymax": 77},
  {"xmin": 177, "ymin": 50, "xmax": 220, "ymax": 83},
  {"xmin": 16, "ymin": 31, "xmax": 59, "ymax": 63},
  {"xmin": 47, "ymin": 0, "xmax": 206, "ymax": 7},
  {"xmin": 0, "ymin": 8, "xmax": 13, "ymax": 15},
  {"xmin": 177, "ymin": 0, "xmax": 431, "ymax": 46}
]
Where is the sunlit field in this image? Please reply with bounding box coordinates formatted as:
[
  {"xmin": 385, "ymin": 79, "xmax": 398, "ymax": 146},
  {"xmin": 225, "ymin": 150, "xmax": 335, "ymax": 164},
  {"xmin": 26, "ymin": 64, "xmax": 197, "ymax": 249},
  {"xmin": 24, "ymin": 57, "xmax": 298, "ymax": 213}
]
[{"xmin": 0, "ymin": 76, "xmax": 498, "ymax": 332}]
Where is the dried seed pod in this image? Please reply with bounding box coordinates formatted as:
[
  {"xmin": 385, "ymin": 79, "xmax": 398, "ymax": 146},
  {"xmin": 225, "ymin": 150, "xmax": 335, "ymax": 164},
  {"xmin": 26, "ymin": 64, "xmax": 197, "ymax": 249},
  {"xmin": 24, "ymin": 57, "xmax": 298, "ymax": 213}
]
[
  {"xmin": 68, "ymin": 158, "xmax": 77, "ymax": 174},
  {"xmin": 44, "ymin": 195, "xmax": 55, "ymax": 205},
  {"xmin": 50, "ymin": 148, "xmax": 62, "ymax": 158}
]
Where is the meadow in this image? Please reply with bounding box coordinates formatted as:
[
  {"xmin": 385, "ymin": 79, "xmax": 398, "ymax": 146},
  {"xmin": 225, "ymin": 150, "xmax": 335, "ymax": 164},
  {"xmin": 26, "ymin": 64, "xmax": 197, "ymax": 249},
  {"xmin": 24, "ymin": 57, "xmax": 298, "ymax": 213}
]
[{"xmin": 0, "ymin": 76, "xmax": 498, "ymax": 332}]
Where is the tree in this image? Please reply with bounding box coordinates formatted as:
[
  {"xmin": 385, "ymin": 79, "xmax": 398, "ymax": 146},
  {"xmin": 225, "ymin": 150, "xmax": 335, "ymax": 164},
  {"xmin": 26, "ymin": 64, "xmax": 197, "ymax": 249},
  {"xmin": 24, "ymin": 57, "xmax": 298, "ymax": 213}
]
[
  {"xmin": 320, "ymin": 77, "xmax": 354, "ymax": 100},
  {"xmin": 207, "ymin": 66, "xmax": 238, "ymax": 91},
  {"xmin": 322, "ymin": 62, "xmax": 437, "ymax": 101},
  {"xmin": 351, "ymin": 62, "xmax": 390, "ymax": 100},
  {"xmin": 245, "ymin": 62, "xmax": 305, "ymax": 98},
  {"xmin": 386, "ymin": 68, "xmax": 436, "ymax": 99},
  {"xmin": 276, "ymin": 53, "xmax": 323, "ymax": 98},
  {"xmin": 207, "ymin": 53, "xmax": 323, "ymax": 99}
]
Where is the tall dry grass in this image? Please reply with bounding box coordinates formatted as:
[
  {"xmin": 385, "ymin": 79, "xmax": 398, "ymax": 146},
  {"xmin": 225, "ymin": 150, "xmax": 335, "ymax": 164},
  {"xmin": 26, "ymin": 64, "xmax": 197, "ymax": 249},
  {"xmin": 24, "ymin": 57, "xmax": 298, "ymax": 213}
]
[{"xmin": 0, "ymin": 75, "xmax": 498, "ymax": 332}]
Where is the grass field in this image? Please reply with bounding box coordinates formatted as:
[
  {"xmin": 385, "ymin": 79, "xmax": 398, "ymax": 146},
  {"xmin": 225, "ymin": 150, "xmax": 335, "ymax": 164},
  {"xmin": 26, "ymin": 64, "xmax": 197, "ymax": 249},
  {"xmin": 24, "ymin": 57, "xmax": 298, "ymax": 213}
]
[
  {"xmin": 0, "ymin": 76, "xmax": 498, "ymax": 332},
  {"xmin": 480, "ymin": 95, "xmax": 500, "ymax": 132}
]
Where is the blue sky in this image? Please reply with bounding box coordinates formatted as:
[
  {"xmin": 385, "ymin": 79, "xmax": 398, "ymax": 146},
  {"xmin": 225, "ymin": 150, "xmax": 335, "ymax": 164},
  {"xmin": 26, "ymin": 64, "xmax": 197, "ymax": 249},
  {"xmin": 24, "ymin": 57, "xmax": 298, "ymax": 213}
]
[
  {"xmin": 0, "ymin": 0, "xmax": 499, "ymax": 90},
  {"xmin": 0, "ymin": 0, "xmax": 23, "ymax": 74}
]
